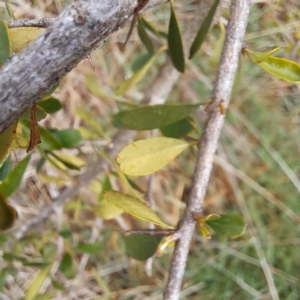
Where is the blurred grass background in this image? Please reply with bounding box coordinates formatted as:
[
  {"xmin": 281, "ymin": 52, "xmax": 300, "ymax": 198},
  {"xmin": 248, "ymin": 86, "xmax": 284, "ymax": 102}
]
[{"xmin": 0, "ymin": 0, "xmax": 300, "ymax": 299}]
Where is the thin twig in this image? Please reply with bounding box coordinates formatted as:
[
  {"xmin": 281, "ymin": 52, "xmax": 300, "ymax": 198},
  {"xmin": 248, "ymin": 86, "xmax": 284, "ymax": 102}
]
[
  {"xmin": 163, "ymin": 1, "xmax": 251, "ymax": 299},
  {"xmin": 7, "ymin": 17, "xmax": 57, "ymax": 28}
]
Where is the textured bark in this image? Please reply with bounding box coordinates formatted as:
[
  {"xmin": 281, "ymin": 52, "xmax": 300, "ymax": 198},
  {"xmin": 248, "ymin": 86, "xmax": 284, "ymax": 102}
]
[
  {"xmin": 0, "ymin": 0, "xmax": 166, "ymax": 134},
  {"xmin": 163, "ymin": 1, "xmax": 251, "ymax": 299}
]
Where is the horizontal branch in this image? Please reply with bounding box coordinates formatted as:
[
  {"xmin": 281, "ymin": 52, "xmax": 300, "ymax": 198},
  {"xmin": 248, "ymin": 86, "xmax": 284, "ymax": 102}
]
[
  {"xmin": 7, "ymin": 17, "xmax": 57, "ymax": 28},
  {"xmin": 0, "ymin": 0, "xmax": 167, "ymax": 134}
]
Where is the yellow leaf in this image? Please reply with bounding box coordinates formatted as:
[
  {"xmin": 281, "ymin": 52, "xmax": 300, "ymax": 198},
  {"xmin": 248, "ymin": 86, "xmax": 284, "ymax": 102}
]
[
  {"xmin": 10, "ymin": 122, "xmax": 29, "ymax": 150},
  {"xmin": 104, "ymin": 190, "xmax": 174, "ymax": 229},
  {"xmin": 95, "ymin": 200, "xmax": 123, "ymax": 220},
  {"xmin": 9, "ymin": 27, "xmax": 45, "ymax": 53},
  {"xmin": 117, "ymin": 137, "xmax": 191, "ymax": 176},
  {"xmin": 25, "ymin": 262, "xmax": 54, "ymax": 300},
  {"xmin": 0, "ymin": 121, "xmax": 18, "ymax": 163},
  {"xmin": 52, "ymin": 152, "xmax": 86, "ymax": 170}
]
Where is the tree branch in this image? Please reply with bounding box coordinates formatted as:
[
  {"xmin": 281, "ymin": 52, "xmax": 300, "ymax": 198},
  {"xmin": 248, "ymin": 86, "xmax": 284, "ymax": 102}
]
[
  {"xmin": 0, "ymin": 0, "xmax": 167, "ymax": 134},
  {"xmin": 15, "ymin": 0, "xmax": 227, "ymax": 239},
  {"xmin": 163, "ymin": 1, "xmax": 251, "ymax": 299}
]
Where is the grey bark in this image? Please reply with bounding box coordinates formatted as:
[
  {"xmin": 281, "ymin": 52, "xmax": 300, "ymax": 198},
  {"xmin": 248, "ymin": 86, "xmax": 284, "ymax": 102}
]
[
  {"xmin": 0, "ymin": 0, "xmax": 167, "ymax": 134},
  {"xmin": 163, "ymin": 1, "xmax": 251, "ymax": 299}
]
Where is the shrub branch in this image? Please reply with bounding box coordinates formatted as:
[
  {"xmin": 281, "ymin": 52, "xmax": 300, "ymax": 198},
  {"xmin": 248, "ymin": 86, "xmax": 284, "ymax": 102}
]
[{"xmin": 163, "ymin": 1, "xmax": 251, "ymax": 299}]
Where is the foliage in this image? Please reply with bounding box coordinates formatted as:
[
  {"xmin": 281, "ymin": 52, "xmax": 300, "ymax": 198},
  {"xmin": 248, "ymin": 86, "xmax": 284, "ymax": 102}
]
[{"xmin": 0, "ymin": 1, "xmax": 299, "ymax": 299}]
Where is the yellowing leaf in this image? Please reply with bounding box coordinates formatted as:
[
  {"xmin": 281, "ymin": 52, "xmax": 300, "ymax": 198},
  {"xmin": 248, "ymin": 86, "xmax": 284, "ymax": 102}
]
[
  {"xmin": 10, "ymin": 123, "xmax": 28, "ymax": 150},
  {"xmin": 25, "ymin": 262, "xmax": 53, "ymax": 300},
  {"xmin": 50, "ymin": 152, "xmax": 86, "ymax": 170},
  {"xmin": 115, "ymin": 46, "xmax": 166, "ymax": 96},
  {"xmin": 86, "ymin": 74, "xmax": 113, "ymax": 99},
  {"xmin": 0, "ymin": 193, "xmax": 17, "ymax": 231},
  {"xmin": 243, "ymin": 47, "xmax": 280, "ymax": 64},
  {"xmin": 257, "ymin": 56, "xmax": 300, "ymax": 83},
  {"xmin": 117, "ymin": 137, "xmax": 191, "ymax": 176},
  {"xmin": 95, "ymin": 200, "xmax": 123, "ymax": 220},
  {"xmin": 103, "ymin": 190, "xmax": 174, "ymax": 228},
  {"xmin": 9, "ymin": 27, "xmax": 45, "ymax": 53},
  {"xmin": 0, "ymin": 121, "xmax": 17, "ymax": 163},
  {"xmin": 168, "ymin": 0, "xmax": 185, "ymax": 72}
]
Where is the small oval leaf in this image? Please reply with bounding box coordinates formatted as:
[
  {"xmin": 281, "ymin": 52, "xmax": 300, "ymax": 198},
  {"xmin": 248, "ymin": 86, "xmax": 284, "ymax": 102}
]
[
  {"xmin": 117, "ymin": 137, "xmax": 191, "ymax": 176},
  {"xmin": 205, "ymin": 214, "xmax": 246, "ymax": 239},
  {"xmin": 189, "ymin": 0, "xmax": 220, "ymax": 59},
  {"xmin": 38, "ymin": 97, "xmax": 62, "ymax": 114},
  {"xmin": 168, "ymin": 0, "xmax": 185, "ymax": 72},
  {"xmin": 160, "ymin": 117, "xmax": 194, "ymax": 138},
  {"xmin": 125, "ymin": 234, "xmax": 162, "ymax": 261},
  {"xmin": 113, "ymin": 103, "xmax": 204, "ymax": 130},
  {"xmin": 103, "ymin": 190, "xmax": 174, "ymax": 229}
]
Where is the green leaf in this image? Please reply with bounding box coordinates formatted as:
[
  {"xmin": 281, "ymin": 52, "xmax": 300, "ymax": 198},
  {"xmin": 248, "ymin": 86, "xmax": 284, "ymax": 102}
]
[
  {"xmin": 131, "ymin": 53, "xmax": 153, "ymax": 73},
  {"xmin": 117, "ymin": 137, "xmax": 191, "ymax": 176},
  {"xmin": 0, "ymin": 121, "xmax": 18, "ymax": 164},
  {"xmin": 124, "ymin": 234, "xmax": 162, "ymax": 261},
  {"xmin": 25, "ymin": 262, "xmax": 53, "ymax": 300},
  {"xmin": 86, "ymin": 74, "xmax": 113, "ymax": 99},
  {"xmin": 21, "ymin": 105, "xmax": 47, "ymax": 122},
  {"xmin": 0, "ymin": 155, "xmax": 30, "ymax": 197},
  {"xmin": 95, "ymin": 200, "xmax": 123, "ymax": 220},
  {"xmin": 160, "ymin": 117, "xmax": 194, "ymax": 138},
  {"xmin": 58, "ymin": 252, "xmax": 75, "ymax": 279},
  {"xmin": 205, "ymin": 214, "xmax": 246, "ymax": 239},
  {"xmin": 0, "ymin": 156, "xmax": 12, "ymax": 181},
  {"xmin": 115, "ymin": 46, "xmax": 165, "ymax": 96},
  {"xmin": 39, "ymin": 127, "xmax": 62, "ymax": 151},
  {"xmin": 168, "ymin": 0, "xmax": 185, "ymax": 72},
  {"xmin": 21, "ymin": 120, "xmax": 62, "ymax": 151},
  {"xmin": 113, "ymin": 103, "xmax": 203, "ymax": 130},
  {"xmin": 103, "ymin": 190, "xmax": 174, "ymax": 228},
  {"xmin": 140, "ymin": 17, "xmax": 163, "ymax": 39},
  {"xmin": 0, "ymin": 193, "xmax": 17, "ymax": 231},
  {"xmin": 189, "ymin": 0, "xmax": 220, "ymax": 59},
  {"xmin": 38, "ymin": 97, "xmax": 62, "ymax": 114},
  {"xmin": 73, "ymin": 242, "xmax": 103, "ymax": 254},
  {"xmin": 99, "ymin": 176, "xmax": 112, "ymax": 201},
  {"xmin": 51, "ymin": 129, "xmax": 81, "ymax": 148},
  {"xmin": 5, "ymin": 1, "xmax": 16, "ymax": 20},
  {"xmin": 137, "ymin": 18, "xmax": 154, "ymax": 53},
  {"xmin": 0, "ymin": 20, "xmax": 12, "ymax": 66}
]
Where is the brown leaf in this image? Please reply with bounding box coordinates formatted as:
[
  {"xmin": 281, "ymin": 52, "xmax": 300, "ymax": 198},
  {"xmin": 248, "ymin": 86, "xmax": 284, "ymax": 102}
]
[{"xmin": 27, "ymin": 104, "xmax": 41, "ymax": 153}]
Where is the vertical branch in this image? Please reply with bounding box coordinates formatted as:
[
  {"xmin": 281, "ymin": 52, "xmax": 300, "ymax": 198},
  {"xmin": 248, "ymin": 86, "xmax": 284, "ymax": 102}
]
[{"xmin": 163, "ymin": 1, "xmax": 251, "ymax": 299}]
